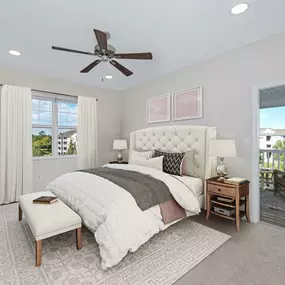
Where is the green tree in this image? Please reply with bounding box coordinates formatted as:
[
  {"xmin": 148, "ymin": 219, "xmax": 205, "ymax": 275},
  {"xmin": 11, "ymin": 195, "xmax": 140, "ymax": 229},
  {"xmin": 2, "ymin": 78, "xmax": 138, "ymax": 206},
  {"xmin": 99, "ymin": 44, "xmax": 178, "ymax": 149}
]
[
  {"xmin": 67, "ymin": 138, "xmax": 77, "ymax": 155},
  {"xmin": 32, "ymin": 132, "xmax": 52, "ymax": 156},
  {"xmin": 273, "ymin": 140, "xmax": 285, "ymax": 150},
  {"xmin": 273, "ymin": 139, "xmax": 285, "ymax": 170}
]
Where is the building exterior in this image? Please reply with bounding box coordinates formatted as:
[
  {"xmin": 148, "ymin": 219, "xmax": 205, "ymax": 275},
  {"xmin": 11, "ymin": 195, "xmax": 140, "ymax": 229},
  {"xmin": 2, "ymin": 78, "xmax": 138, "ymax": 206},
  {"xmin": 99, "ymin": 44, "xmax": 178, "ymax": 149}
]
[
  {"xmin": 58, "ymin": 130, "xmax": 77, "ymax": 155},
  {"xmin": 260, "ymin": 128, "xmax": 285, "ymax": 149}
]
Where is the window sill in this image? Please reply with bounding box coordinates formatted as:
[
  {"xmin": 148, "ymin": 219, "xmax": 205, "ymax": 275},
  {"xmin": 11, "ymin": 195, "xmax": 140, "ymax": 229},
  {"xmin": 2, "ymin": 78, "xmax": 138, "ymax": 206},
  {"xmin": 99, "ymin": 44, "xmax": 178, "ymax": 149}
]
[{"xmin": 33, "ymin": 155, "xmax": 77, "ymax": 161}]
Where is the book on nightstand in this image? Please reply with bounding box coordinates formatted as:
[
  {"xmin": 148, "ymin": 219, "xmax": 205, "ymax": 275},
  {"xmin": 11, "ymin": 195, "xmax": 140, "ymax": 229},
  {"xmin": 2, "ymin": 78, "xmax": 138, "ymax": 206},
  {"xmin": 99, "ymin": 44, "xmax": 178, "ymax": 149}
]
[
  {"xmin": 223, "ymin": 177, "xmax": 249, "ymax": 185},
  {"xmin": 216, "ymin": 196, "xmax": 235, "ymax": 203},
  {"xmin": 33, "ymin": 196, "xmax": 59, "ymax": 204}
]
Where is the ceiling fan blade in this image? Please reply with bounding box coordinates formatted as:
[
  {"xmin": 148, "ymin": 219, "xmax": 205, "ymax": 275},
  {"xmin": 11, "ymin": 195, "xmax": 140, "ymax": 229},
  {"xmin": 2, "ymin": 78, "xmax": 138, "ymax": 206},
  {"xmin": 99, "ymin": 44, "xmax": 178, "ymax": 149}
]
[
  {"xmin": 114, "ymin": 52, "xmax": 153, "ymax": 60},
  {"xmin": 110, "ymin": 60, "xmax": 133, "ymax": 77},
  {"xmin": 80, "ymin": 60, "xmax": 102, "ymax": 73},
  {"xmin": 52, "ymin": 46, "xmax": 93, "ymax": 55},
  {"xmin": 93, "ymin": 29, "xmax": 108, "ymax": 51}
]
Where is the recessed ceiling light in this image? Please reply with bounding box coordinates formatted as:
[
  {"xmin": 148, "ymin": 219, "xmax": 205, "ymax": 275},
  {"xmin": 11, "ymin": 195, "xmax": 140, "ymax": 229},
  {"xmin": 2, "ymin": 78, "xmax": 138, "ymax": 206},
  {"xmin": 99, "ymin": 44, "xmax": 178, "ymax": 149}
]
[
  {"xmin": 105, "ymin": 75, "xmax": 113, "ymax": 79},
  {"xmin": 9, "ymin": 50, "xmax": 21, "ymax": 56},
  {"xmin": 231, "ymin": 3, "xmax": 249, "ymax": 15}
]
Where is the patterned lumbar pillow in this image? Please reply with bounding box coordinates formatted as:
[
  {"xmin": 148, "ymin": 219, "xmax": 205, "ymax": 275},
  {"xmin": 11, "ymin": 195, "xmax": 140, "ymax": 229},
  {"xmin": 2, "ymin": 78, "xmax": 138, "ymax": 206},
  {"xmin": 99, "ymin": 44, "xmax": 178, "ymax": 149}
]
[
  {"xmin": 129, "ymin": 150, "xmax": 154, "ymax": 164},
  {"xmin": 153, "ymin": 150, "xmax": 185, "ymax": 176},
  {"xmin": 131, "ymin": 156, "xmax": 163, "ymax": 171}
]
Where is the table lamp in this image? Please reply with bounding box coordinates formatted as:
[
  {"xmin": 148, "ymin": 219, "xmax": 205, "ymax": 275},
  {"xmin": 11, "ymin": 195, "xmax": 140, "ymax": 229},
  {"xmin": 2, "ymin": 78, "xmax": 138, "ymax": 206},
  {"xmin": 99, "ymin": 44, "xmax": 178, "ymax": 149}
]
[
  {"xmin": 209, "ymin": 140, "xmax": 237, "ymax": 180},
  {"xmin": 113, "ymin": 140, "xmax": 127, "ymax": 162}
]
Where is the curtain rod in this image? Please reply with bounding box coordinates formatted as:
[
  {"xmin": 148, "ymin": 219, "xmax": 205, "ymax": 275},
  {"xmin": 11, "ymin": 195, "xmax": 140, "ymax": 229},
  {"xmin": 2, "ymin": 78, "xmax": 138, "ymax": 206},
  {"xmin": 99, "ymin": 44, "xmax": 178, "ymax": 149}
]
[{"xmin": 0, "ymin": 84, "xmax": 98, "ymax": 101}]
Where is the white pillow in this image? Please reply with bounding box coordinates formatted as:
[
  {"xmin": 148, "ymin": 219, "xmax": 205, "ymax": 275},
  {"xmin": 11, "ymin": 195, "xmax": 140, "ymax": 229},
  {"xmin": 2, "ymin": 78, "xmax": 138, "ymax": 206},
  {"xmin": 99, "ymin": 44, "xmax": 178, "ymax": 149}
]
[
  {"xmin": 131, "ymin": 156, "xmax": 163, "ymax": 171},
  {"xmin": 129, "ymin": 149, "xmax": 154, "ymax": 164}
]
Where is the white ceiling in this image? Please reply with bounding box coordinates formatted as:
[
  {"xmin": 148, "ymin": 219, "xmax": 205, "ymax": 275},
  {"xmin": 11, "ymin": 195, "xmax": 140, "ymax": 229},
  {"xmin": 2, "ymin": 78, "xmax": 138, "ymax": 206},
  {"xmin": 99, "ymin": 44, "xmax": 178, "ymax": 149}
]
[{"xmin": 1, "ymin": 0, "xmax": 285, "ymax": 91}]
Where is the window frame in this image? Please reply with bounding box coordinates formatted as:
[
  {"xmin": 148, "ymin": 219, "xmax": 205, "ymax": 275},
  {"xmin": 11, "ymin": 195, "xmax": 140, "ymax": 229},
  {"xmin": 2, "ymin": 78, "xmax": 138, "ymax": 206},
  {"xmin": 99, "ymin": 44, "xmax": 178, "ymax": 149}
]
[{"xmin": 32, "ymin": 93, "xmax": 77, "ymax": 159}]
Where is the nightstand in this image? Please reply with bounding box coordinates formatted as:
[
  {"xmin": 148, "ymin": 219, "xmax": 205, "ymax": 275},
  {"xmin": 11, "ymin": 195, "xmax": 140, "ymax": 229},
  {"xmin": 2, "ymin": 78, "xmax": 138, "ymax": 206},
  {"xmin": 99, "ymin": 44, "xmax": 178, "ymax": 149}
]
[
  {"xmin": 206, "ymin": 177, "xmax": 250, "ymax": 231},
  {"xmin": 109, "ymin": 161, "xmax": 128, "ymax": 164}
]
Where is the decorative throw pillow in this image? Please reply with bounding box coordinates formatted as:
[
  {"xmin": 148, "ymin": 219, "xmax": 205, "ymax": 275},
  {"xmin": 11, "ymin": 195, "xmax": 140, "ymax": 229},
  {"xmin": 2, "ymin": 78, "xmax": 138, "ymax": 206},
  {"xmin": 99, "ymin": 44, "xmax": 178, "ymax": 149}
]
[
  {"xmin": 129, "ymin": 150, "xmax": 154, "ymax": 164},
  {"xmin": 181, "ymin": 149, "xmax": 196, "ymax": 177},
  {"xmin": 153, "ymin": 150, "xmax": 185, "ymax": 176},
  {"xmin": 131, "ymin": 156, "xmax": 163, "ymax": 171}
]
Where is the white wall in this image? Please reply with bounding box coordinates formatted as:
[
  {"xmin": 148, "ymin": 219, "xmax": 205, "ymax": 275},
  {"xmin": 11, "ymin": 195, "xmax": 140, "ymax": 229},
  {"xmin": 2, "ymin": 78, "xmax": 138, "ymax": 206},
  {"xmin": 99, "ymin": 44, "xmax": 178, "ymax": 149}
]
[
  {"xmin": 0, "ymin": 68, "xmax": 122, "ymax": 191},
  {"xmin": 33, "ymin": 157, "xmax": 77, "ymax": 192},
  {"xmin": 121, "ymin": 32, "xmax": 285, "ymax": 220}
]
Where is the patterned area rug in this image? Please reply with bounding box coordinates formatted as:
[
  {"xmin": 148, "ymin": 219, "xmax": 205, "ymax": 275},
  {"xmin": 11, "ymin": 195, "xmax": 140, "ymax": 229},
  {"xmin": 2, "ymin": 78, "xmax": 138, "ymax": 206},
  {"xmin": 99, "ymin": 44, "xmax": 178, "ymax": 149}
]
[{"xmin": 0, "ymin": 203, "xmax": 230, "ymax": 285}]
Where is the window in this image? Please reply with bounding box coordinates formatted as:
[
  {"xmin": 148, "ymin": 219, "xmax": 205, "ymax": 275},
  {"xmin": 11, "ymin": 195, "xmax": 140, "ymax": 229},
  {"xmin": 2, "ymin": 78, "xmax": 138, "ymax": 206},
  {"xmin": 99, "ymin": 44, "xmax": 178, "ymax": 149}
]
[
  {"xmin": 266, "ymin": 144, "xmax": 271, "ymax": 148},
  {"xmin": 266, "ymin": 136, "xmax": 271, "ymax": 141},
  {"xmin": 32, "ymin": 93, "xmax": 77, "ymax": 157}
]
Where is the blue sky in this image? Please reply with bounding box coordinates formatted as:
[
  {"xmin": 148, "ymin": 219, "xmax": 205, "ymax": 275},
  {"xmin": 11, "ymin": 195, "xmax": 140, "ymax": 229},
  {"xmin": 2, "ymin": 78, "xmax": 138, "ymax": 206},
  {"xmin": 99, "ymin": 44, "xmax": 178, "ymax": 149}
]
[
  {"xmin": 32, "ymin": 100, "xmax": 77, "ymax": 135},
  {"xmin": 260, "ymin": 107, "xmax": 285, "ymax": 129},
  {"xmin": 32, "ymin": 100, "xmax": 77, "ymax": 127}
]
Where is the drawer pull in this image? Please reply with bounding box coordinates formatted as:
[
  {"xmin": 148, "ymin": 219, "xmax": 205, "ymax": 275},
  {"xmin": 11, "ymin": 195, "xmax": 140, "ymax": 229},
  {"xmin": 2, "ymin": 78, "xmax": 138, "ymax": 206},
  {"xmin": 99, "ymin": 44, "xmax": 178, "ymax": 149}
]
[{"xmin": 218, "ymin": 189, "xmax": 221, "ymax": 191}]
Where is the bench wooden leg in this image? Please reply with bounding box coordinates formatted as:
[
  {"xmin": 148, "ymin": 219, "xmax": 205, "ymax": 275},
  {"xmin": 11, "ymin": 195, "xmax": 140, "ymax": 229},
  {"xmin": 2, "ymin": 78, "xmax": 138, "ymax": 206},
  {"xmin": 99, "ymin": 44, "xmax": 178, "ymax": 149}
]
[
  {"xmin": 18, "ymin": 205, "xmax": 22, "ymax": 221},
  {"xmin": 36, "ymin": 240, "xmax": 42, "ymax": 267},
  {"xmin": 76, "ymin": 228, "xmax": 82, "ymax": 250},
  {"xmin": 19, "ymin": 205, "xmax": 23, "ymax": 221}
]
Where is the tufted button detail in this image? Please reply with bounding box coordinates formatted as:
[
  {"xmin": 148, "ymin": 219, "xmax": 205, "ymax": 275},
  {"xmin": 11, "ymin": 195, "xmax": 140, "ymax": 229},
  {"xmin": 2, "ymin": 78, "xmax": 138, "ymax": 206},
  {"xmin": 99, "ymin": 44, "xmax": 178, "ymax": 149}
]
[{"xmin": 130, "ymin": 126, "xmax": 209, "ymax": 179}]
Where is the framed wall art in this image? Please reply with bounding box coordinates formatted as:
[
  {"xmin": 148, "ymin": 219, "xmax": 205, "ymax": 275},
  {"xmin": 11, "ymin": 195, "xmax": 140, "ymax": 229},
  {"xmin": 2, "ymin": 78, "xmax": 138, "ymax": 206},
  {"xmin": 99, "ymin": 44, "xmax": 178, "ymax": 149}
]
[
  {"xmin": 172, "ymin": 86, "xmax": 203, "ymax": 121},
  {"xmin": 146, "ymin": 94, "xmax": 171, "ymax": 124}
]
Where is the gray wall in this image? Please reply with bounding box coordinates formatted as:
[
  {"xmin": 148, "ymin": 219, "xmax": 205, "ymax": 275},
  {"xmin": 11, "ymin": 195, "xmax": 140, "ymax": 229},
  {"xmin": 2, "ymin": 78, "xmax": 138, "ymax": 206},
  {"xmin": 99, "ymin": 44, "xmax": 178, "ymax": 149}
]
[
  {"xmin": 0, "ymin": 67, "xmax": 122, "ymax": 191},
  {"xmin": 121, "ymin": 32, "xmax": 285, "ymax": 180}
]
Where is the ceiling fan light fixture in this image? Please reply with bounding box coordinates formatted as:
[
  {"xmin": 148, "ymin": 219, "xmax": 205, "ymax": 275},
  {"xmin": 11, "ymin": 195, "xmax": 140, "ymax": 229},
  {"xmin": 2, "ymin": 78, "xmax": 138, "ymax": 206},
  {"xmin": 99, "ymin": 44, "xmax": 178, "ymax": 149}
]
[
  {"xmin": 9, "ymin": 50, "xmax": 21, "ymax": 56},
  {"xmin": 231, "ymin": 3, "xmax": 249, "ymax": 15},
  {"xmin": 105, "ymin": 75, "xmax": 113, "ymax": 79}
]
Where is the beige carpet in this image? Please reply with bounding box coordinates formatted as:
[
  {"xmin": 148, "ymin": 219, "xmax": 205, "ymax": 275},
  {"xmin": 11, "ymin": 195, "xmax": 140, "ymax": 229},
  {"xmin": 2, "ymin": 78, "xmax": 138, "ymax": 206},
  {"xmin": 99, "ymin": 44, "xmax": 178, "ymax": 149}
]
[
  {"xmin": 0, "ymin": 203, "xmax": 230, "ymax": 285},
  {"xmin": 177, "ymin": 214, "xmax": 285, "ymax": 285}
]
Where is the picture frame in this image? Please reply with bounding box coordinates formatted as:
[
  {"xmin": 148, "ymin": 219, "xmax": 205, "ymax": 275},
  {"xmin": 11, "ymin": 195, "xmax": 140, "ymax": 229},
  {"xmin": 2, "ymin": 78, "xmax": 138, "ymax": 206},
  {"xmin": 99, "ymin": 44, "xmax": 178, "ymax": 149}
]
[
  {"xmin": 172, "ymin": 86, "xmax": 203, "ymax": 121},
  {"xmin": 146, "ymin": 94, "xmax": 171, "ymax": 124}
]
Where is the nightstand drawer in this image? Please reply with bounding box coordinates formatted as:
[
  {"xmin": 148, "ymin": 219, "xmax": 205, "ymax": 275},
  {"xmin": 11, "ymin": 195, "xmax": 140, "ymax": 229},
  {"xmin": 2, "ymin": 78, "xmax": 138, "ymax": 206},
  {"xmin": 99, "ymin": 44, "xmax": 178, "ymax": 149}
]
[{"xmin": 208, "ymin": 184, "xmax": 235, "ymax": 197}]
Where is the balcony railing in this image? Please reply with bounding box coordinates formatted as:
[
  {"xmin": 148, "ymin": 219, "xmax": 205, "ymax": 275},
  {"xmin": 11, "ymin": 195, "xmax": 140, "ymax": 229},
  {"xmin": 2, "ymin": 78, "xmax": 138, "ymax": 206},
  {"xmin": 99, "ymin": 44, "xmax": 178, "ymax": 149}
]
[{"xmin": 260, "ymin": 149, "xmax": 285, "ymax": 171}]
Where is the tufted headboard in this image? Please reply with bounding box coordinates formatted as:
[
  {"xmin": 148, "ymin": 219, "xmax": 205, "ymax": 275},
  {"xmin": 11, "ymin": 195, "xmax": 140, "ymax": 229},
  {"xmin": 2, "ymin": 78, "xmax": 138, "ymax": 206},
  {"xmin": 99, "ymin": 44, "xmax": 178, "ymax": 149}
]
[{"xmin": 130, "ymin": 125, "xmax": 217, "ymax": 181}]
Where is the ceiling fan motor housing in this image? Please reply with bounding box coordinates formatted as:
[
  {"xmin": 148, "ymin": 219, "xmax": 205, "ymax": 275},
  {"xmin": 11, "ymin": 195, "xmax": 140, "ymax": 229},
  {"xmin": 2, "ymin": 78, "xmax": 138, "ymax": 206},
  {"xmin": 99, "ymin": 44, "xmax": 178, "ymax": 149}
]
[{"xmin": 95, "ymin": 44, "xmax": 116, "ymax": 60}]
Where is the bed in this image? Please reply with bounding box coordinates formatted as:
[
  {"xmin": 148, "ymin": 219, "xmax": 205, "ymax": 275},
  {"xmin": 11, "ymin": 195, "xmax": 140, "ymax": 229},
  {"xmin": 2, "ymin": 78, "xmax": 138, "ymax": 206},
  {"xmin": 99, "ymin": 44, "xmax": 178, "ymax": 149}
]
[
  {"xmin": 130, "ymin": 125, "xmax": 217, "ymax": 208},
  {"xmin": 46, "ymin": 125, "xmax": 217, "ymax": 269}
]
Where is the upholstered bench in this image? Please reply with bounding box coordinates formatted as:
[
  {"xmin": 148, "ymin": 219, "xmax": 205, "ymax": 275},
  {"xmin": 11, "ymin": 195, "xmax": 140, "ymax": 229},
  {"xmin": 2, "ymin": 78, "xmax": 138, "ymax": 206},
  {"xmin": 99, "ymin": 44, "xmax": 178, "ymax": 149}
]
[{"xmin": 18, "ymin": 191, "xmax": 82, "ymax": 267}]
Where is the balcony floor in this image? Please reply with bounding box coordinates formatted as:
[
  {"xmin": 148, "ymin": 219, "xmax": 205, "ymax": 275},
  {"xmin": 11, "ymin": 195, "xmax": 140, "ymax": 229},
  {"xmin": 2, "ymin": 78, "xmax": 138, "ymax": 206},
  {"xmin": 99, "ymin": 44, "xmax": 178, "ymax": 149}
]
[{"xmin": 260, "ymin": 189, "xmax": 285, "ymax": 228}]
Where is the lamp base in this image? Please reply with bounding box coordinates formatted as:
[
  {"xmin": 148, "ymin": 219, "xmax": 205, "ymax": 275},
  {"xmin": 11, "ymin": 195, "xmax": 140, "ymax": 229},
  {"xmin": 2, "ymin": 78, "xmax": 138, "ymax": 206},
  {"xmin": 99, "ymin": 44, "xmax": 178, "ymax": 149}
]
[
  {"xmin": 216, "ymin": 158, "xmax": 228, "ymax": 180},
  {"xmin": 217, "ymin": 176, "xmax": 226, "ymax": 181},
  {"xmin": 117, "ymin": 150, "xmax": 123, "ymax": 162}
]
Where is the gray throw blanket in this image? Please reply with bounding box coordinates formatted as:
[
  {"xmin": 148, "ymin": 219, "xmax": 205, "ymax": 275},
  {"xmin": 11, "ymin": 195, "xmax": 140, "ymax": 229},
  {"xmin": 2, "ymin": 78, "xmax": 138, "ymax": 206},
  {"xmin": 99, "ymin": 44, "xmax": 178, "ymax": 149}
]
[{"xmin": 79, "ymin": 167, "xmax": 174, "ymax": 211}]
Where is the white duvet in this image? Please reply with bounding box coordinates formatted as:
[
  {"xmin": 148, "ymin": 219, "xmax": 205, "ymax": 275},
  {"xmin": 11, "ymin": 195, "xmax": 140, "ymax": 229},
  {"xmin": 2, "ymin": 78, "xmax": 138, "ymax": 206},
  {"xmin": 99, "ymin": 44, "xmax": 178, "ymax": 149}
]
[{"xmin": 46, "ymin": 164, "xmax": 200, "ymax": 269}]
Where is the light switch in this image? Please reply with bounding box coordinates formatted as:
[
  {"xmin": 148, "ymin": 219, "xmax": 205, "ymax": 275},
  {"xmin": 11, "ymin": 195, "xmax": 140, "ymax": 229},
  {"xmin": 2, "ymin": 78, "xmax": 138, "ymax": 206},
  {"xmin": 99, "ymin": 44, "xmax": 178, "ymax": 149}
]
[{"xmin": 244, "ymin": 138, "xmax": 250, "ymax": 148}]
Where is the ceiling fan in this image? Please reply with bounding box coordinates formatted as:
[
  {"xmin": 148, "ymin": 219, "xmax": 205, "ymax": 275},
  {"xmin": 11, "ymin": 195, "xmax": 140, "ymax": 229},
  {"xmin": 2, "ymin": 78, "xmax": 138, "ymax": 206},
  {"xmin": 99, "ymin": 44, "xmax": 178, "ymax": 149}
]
[{"xmin": 51, "ymin": 29, "xmax": 153, "ymax": 77}]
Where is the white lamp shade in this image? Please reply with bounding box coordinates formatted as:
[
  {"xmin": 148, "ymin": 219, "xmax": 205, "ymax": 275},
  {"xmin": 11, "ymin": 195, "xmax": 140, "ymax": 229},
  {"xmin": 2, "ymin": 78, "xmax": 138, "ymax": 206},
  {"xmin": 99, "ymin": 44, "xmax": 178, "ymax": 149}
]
[
  {"xmin": 209, "ymin": 140, "xmax": 237, "ymax": 158},
  {"xmin": 113, "ymin": 140, "xmax": 127, "ymax": 150}
]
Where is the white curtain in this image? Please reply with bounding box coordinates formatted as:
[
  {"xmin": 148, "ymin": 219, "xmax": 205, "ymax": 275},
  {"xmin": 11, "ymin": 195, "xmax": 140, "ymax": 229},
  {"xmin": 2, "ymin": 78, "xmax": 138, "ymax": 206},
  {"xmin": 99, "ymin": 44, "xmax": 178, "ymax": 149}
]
[
  {"xmin": 77, "ymin": 96, "xmax": 98, "ymax": 169},
  {"xmin": 0, "ymin": 85, "xmax": 33, "ymax": 204}
]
